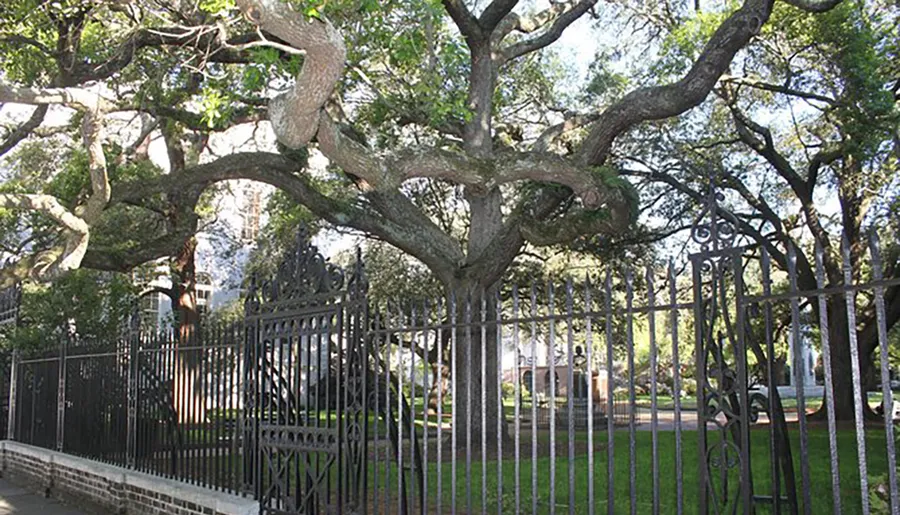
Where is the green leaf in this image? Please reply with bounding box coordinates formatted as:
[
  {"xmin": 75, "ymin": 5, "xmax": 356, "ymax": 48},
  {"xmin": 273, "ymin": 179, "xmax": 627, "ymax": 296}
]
[{"xmin": 199, "ymin": 0, "xmax": 236, "ymax": 14}]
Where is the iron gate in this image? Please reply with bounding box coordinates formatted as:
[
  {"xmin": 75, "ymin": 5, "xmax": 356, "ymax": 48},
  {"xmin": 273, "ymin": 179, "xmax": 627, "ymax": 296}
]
[
  {"xmin": 243, "ymin": 229, "xmax": 419, "ymax": 514},
  {"xmin": 692, "ymin": 190, "xmax": 802, "ymax": 514}
]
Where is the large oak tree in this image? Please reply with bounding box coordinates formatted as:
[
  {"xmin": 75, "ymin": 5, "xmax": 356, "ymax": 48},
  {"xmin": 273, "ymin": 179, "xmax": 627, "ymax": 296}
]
[{"xmin": 0, "ymin": 0, "xmax": 843, "ymax": 434}]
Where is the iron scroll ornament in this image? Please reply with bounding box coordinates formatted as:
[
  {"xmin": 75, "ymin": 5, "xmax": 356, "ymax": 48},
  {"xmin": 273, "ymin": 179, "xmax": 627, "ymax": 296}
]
[
  {"xmin": 691, "ymin": 187, "xmax": 752, "ymax": 514},
  {"xmin": 691, "ymin": 189, "xmax": 740, "ymax": 254},
  {"xmin": 244, "ymin": 227, "xmax": 346, "ymax": 316}
]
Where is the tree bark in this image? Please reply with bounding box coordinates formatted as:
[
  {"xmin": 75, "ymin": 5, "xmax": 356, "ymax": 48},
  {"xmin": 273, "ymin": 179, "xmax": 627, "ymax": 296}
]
[
  {"xmin": 817, "ymin": 297, "xmax": 877, "ymax": 422},
  {"xmin": 172, "ymin": 237, "xmax": 204, "ymax": 424}
]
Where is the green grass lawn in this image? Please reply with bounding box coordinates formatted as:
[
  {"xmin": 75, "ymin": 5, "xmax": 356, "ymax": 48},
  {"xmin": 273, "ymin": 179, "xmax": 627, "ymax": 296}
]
[
  {"xmin": 408, "ymin": 391, "xmax": 888, "ymax": 419},
  {"xmin": 159, "ymin": 425, "xmax": 890, "ymax": 514},
  {"xmin": 630, "ymin": 392, "xmax": 885, "ymax": 412},
  {"xmin": 163, "ymin": 400, "xmax": 895, "ymax": 514},
  {"xmin": 365, "ymin": 428, "xmax": 889, "ymax": 514}
]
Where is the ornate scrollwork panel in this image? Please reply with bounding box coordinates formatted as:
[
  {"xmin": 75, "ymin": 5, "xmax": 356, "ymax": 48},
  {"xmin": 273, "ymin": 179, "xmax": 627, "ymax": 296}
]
[
  {"xmin": 245, "ymin": 227, "xmax": 346, "ymax": 318},
  {"xmin": 245, "ymin": 227, "xmax": 370, "ymax": 515},
  {"xmin": 692, "ymin": 187, "xmax": 753, "ymax": 513}
]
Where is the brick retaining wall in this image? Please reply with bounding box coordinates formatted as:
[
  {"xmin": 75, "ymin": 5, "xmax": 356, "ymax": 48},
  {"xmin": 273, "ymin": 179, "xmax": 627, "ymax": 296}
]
[{"xmin": 0, "ymin": 441, "xmax": 257, "ymax": 515}]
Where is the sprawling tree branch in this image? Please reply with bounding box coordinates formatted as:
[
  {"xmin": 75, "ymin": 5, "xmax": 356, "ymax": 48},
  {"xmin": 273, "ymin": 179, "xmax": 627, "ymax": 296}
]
[
  {"xmin": 78, "ymin": 112, "xmax": 110, "ymax": 222},
  {"xmin": 730, "ymin": 108, "xmax": 807, "ymax": 190},
  {"xmin": 807, "ymin": 145, "xmax": 842, "ymax": 189},
  {"xmin": 622, "ymin": 166, "xmax": 793, "ymax": 272},
  {"xmin": 578, "ymin": 0, "xmax": 779, "ymax": 166},
  {"xmin": 0, "ymin": 81, "xmax": 110, "ymax": 284},
  {"xmin": 82, "ymin": 216, "xmax": 198, "ymax": 272},
  {"xmin": 779, "ymin": 0, "xmax": 842, "ymax": 12},
  {"xmin": 319, "ymin": 112, "xmax": 617, "ymax": 209},
  {"xmin": 479, "ymin": 0, "xmax": 520, "ymax": 33},
  {"xmin": 110, "ymin": 151, "xmax": 464, "ymax": 280},
  {"xmin": 498, "ymin": 0, "xmax": 598, "ymax": 63},
  {"xmin": 0, "ymin": 194, "xmax": 87, "ymax": 234},
  {"xmin": 134, "ymin": 103, "xmax": 266, "ymax": 132},
  {"xmin": 236, "ymin": 0, "xmax": 346, "ymax": 150},
  {"xmin": 519, "ymin": 205, "xmax": 629, "ymax": 246},
  {"xmin": 0, "ymin": 105, "xmax": 48, "ymax": 158},
  {"xmin": 63, "ymin": 26, "xmax": 285, "ymax": 85},
  {"xmin": 722, "ymin": 75, "xmax": 837, "ymax": 104},
  {"xmin": 728, "ymin": 105, "xmax": 837, "ymax": 273},
  {"xmin": 533, "ymin": 112, "xmax": 600, "ymax": 152},
  {"xmin": 0, "ymin": 35, "xmax": 55, "ymax": 57},
  {"xmin": 441, "ymin": 0, "xmax": 484, "ymax": 43},
  {"xmin": 717, "ymin": 169, "xmax": 783, "ymax": 232},
  {"xmin": 0, "ymin": 82, "xmax": 112, "ymax": 112}
]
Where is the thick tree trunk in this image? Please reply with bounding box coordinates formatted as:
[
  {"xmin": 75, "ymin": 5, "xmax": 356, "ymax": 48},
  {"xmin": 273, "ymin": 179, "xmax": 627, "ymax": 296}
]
[
  {"xmin": 172, "ymin": 237, "xmax": 204, "ymax": 424},
  {"xmin": 174, "ymin": 237, "xmax": 199, "ymax": 339},
  {"xmin": 451, "ymin": 319, "xmax": 504, "ymax": 446},
  {"xmin": 447, "ymin": 286, "xmax": 508, "ymax": 447},
  {"xmin": 816, "ymin": 297, "xmax": 877, "ymax": 422}
]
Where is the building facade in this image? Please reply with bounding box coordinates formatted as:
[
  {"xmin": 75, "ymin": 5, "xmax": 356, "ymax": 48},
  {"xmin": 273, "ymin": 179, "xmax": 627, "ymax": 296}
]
[{"xmin": 137, "ymin": 180, "xmax": 273, "ymax": 327}]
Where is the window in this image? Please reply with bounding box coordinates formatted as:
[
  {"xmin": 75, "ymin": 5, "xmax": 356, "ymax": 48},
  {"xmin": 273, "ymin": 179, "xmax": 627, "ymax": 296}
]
[
  {"xmin": 196, "ymin": 272, "xmax": 213, "ymax": 316},
  {"xmin": 140, "ymin": 292, "xmax": 160, "ymax": 325},
  {"xmin": 242, "ymin": 188, "xmax": 262, "ymax": 242},
  {"xmin": 522, "ymin": 371, "xmax": 534, "ymax": 394}
]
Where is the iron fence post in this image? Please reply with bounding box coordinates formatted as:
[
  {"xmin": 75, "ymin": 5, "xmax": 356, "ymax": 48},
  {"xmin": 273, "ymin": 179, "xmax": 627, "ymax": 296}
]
[
  {"xmin": 691, "ymin": 256, "xmax": 708, "ymax": 514},
  {"xmin": 56, "ymin": 332, "xmax": 68, "ymax": 452},
  {"xmin": 3, "ymin": 284, "xmax": 21, "ymax": 443},
  {"xmin": 733, "ymin": 249, "xmax": 754, "ymax": 513},
  {"xmin": 240, "ymin": 312, "xmax": 256, "ymax": 497},
  {"xmin": 126, "ymin": 324, "xmax": 139, "ymax": 468},
  {"xmin": 7, "ymin": 348, "xmax": 18, "ymax": 440}
]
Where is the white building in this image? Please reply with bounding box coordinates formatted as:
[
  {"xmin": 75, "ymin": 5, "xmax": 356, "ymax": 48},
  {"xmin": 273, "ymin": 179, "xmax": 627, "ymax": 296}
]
[
  {"xmin": 138, "ymin": 180, "xmax": 274, "ymax": 326},
  {"xmin": 787, "ymin": 320, "xmax": 820, "ymax": 388}
]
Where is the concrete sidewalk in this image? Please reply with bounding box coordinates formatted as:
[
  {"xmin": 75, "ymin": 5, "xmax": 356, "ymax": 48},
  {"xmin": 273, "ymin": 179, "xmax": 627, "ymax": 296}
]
[{"xmin": 0, "ymin": 478, "xmax": 87, "ymax": 514}]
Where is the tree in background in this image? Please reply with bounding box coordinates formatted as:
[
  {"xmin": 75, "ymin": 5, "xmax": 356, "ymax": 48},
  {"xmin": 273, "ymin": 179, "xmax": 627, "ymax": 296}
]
[
  {"xmin": 4, "ymin": 269, "xmax": 136, "ymax": 351},
  {"xmin": 612, "ymin": 0, "xmax": 898, "ymax": 419}
]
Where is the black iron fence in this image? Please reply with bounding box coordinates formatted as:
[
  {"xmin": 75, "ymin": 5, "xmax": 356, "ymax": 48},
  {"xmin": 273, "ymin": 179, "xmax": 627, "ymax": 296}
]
[
  {"xmin": 5, "ymin": 222, "xmax": 900, "ymax": 515},
  {"xmin": 13, "ymin": 323, "xmax": 246, "ymax": 494},
  {"xmin": 0, "ymin": 350, "xmax": 9, "ymax": 440},
  {"xmin": 0, "ymin": 283, "xmax": 20, "ymax": 440}
]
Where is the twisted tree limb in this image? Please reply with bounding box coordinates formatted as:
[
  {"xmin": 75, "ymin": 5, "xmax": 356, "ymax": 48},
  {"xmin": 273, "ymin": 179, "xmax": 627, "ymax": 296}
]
[
  {"xmin": 236, "ymin": 0, "xmax": 346, "ymax": 149},
  {"xmin": 0, "ymin": 105, "xmax": 48, "ymax": 158},
  {"xmin": 577, "ymin": 0, "xmax": 779, "ymax": 166},
  {"xmin": 0, "ymin": 81, "xmax": 110, "ymax": 284}
]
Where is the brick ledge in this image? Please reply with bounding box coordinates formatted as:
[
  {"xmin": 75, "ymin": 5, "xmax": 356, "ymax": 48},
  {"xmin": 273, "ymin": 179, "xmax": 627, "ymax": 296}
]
[{"xmin": 0, "ymin": 440, "xmax": 258, "ymax": 515}]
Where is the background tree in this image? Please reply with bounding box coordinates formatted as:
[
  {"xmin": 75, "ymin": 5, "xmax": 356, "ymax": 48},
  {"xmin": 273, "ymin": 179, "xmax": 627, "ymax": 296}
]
[
  {"xmin": 615, "ymin": 0, "xmax": 899, "ymax": 419},
  {"xmin": 4, "ymin": 269, "xmax": 137, "ymax": 351}
]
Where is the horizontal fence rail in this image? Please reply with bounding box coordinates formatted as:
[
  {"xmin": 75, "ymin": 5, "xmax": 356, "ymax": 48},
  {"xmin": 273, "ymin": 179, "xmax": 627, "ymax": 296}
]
[{"xmin": 6, "ymin": 236, "xmax": 900, "ymax": 515}]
